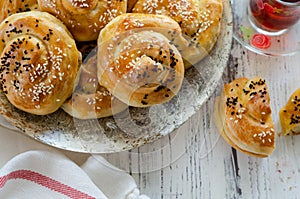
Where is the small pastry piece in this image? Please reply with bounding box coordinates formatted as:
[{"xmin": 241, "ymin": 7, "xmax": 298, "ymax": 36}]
[
  {"xmin": 0, "ymin": 11, "xmax": 81, "ymax": 115},
  {"xmin": 97, "ymin": 13, "xmax": 185, "ymax": 107},
  {"xmin": 38, "ymin": 0, "xmax": 127, "ymax": 41},
  {"xmin": 0, "ymin": 0, "xmax": 39, "ymax": 23},
  {"xmin": 62, "ymin": 51, "xmax": 127, "ymax": 119},
  {"xmin": 214, "ymin": 77, "xmax": 275, "ymax": 157},
  {"xmin": 132, "ymin": 0, "xmax": 223, "ymax": 68},
  {"xmin": 279, "ymin": 88, "xmax": 300, "ymax": 135}
]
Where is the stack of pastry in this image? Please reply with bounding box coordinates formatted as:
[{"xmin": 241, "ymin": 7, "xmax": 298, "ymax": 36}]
[{"xmin": 0, "ymin": 0, "xmax": 223, "ymax": 119}]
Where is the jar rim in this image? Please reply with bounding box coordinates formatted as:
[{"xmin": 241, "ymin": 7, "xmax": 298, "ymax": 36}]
[{"xmin": 276, "ymin": 0, "xmax": 300, "ymax": 7}]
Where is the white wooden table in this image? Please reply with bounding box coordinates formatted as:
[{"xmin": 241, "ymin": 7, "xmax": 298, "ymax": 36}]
[{"xmin": 99, "ymin": 39, "xmax": 300, "ymax": 199}]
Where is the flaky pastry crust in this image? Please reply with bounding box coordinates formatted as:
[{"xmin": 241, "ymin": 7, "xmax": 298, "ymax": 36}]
[
  {"xmin": 0, "ymin": 0, "xmax": 39, "ymax": 23},
  {"xmin": 214, "ymin": 77, "xmax": 275, "ymax": 158},
  {"xmin": 132, "ymin": 0, "xmax": 223, "ymax": 68},
  {"xmin": 279, "ymin": 88, "xmax": 300, "ymax": 135},
  {"xmin": 62, "ymin": 51, "xmax": 127, "ymax": 119},
  {"xmin": 0, "ymin": 11, "xmax": 81, "ymax": 115},
  {"xmin": 97, "ymin": 13, "xmax": 185, "ymax": 107},
  {"xmin": 38, "ymin": 0, "xmax": 127, "ymax": 41}
]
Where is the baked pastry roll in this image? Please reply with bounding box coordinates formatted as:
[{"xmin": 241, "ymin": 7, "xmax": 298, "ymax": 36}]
[
  {"xmin": 62, "ymin": 51, "xmax": 127, "ymax": 119},
  {"xmin": 132, "ymin": 0, "xmax": 223, "ymax": 68},
  {"xmin": 279, "ymin": 88, "xmax": 300, "ymax": 135},
  {"xmin": 97, "ymin": 13, "xmax": 185, "ymax": 107},
  {"xmin": 214, "ymin": 77, "xmax": 275, "ymax": 157},
  {"xmin": 38, "ymin": 0, "xmax": 127, "ymax": 41},
  {"xmin": 0, "ymin": 11, "xmax": 81, "ymax": 115},
  {"xmin": 0, "ymin": 0, "xmax": 38, "ymax": 23}
]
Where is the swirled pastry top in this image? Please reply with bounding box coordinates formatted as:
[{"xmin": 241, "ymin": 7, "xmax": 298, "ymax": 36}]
[
  {"xmin": 0, "ymin": 11, "xmax": 81, "ymax": 115},
  {"xmin": 0, "ymin": 0, "xmax": 39, "ymax": 23},
  {"xmin": 62, "ymin": 51, "xmax": 127, "ymax": 119},
  {"xmin": 279, "ymin": 88, "xmax": 300, "ymax": 135},
  {"xmin": 38, "ymin": 0, "xmax": 127, "ymax": 41},
  {"xmin": 132, "ymin": 0, "xmax": 223, "ymax": 67},
  {"xmin": 214, "ymin": 77, "xmax": 275, "ymax": 158},
  {"xmin": 97, "ymin": 13, "xmax": 185, "ymax": 107}
]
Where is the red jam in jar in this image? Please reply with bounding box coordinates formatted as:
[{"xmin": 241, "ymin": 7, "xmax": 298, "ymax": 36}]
[{"xmin": 250, "ymin": 0, "xmax": 300, "ymax": 31}]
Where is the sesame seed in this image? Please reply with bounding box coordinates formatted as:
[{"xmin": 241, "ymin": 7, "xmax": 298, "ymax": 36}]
[{"xmin": 268, "ymin": 138, "xmax": 272, "ymax": 143}]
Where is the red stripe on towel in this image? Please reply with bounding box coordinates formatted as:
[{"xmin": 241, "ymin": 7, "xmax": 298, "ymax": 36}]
[{"xmin": 0, "ymin": 169, "xmax": 96, "ymax": 199}]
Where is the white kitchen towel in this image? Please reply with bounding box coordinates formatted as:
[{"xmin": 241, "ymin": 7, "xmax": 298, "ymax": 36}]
[{"xmin": 0, "ymin": 150, "xmax": 150, "ymax": 199}]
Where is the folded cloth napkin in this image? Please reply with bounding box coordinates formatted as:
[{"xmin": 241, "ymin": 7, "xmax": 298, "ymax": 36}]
[
  {"xmin": 0, "ymin": 150, "xmax": 105, "ymax": 199},
  {"xmin": 0, "ymin": 150, "xmax": 150, "ymax": 199},
  {"xmin": 0, "ymin": 117, "xmax": 149, "ymax": 199}
]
